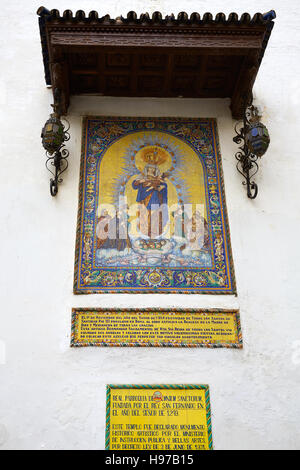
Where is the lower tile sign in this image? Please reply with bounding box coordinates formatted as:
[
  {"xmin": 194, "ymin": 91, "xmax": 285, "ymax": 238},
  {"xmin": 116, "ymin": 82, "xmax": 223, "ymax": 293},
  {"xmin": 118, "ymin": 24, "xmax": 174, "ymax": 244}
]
[
  {"xmin": 71, "ymin": 308, "xmax": 242, "ymax": 348},
  {"xmin": 106, "ymin": 384, "xmax": 213, "ymax": 450}
]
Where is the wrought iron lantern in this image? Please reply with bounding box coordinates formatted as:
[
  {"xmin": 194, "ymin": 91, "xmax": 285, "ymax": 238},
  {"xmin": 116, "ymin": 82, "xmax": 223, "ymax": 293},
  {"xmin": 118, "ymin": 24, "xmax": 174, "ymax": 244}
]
[
  {"xmin": 233, "ymin": 95, "xmax": 270, "ymax": 199},
  {"xmin": 245, "ymin": 120, "xmax": 270, "ymax": 157},
  {"xmin": 41, "ymin": 112, "xmax": 70, "ymax": 196}
]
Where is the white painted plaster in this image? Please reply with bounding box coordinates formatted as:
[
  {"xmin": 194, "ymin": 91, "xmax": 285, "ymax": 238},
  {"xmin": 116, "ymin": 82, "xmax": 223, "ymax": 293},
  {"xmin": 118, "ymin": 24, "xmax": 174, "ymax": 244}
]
[{"xmin": 0, "ymin": 0, "xmax": 300, "ymax": 450}]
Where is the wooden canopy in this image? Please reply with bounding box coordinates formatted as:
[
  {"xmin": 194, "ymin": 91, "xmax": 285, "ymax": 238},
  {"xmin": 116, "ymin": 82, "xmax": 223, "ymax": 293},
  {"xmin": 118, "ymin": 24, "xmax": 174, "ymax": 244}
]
[{"xmin": 37, "ymin": 8, "xmax": 276, "ymax": 119}]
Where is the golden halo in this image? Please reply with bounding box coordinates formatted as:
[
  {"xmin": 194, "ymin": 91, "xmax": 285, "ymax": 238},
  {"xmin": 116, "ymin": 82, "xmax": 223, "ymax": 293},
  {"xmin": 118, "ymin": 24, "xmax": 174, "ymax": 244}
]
[{"xmin": 135, "ymin": 145, "xmax": 172, "ymax": 173}]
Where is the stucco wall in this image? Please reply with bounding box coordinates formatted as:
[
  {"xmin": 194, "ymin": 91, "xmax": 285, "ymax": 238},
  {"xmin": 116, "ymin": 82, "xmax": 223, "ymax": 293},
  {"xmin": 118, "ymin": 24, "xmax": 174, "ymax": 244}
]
[{"xmin": 0, "ymin": 0, "xmax": 299, "ymax": 450}]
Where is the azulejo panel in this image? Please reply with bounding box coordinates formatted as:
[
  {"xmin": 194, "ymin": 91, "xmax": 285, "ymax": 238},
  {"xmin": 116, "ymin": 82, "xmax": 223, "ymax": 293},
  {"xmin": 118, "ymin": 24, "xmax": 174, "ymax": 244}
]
[
  {"xmin": 74, "ymin": 117, "xmax": 236, "ymax": 294},
  {"xmin": 71, "ymin": 308, "xmax": 242, "ymax": 348}
]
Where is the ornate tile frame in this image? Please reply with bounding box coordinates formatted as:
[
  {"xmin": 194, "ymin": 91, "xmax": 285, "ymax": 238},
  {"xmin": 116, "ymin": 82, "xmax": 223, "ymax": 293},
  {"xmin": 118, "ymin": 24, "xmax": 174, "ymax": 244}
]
[
  {"xmin": 71, "ymin": 308, "xmax": 242, "ymax": 348},
  {"xmin": 105, "ymin": 384, "xmax": 213, "ymax": 450}
]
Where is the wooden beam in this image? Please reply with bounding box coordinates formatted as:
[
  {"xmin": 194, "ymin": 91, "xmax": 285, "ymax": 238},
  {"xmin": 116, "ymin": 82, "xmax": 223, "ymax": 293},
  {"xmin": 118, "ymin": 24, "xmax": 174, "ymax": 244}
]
[
  {"xmin": 50, "ymin": 30, "xmax": 263, "ymax": 50},
  {"xmin": 230, "ymin": 50, "xmax": 260, "ymax": 119}
]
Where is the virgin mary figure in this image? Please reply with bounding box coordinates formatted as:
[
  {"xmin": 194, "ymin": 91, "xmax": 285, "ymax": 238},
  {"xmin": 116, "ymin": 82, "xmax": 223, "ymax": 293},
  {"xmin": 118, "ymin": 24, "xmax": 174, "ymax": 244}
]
[{"xmin": 132, "ymin": 162, "xmax": 168, "ymax": 238}]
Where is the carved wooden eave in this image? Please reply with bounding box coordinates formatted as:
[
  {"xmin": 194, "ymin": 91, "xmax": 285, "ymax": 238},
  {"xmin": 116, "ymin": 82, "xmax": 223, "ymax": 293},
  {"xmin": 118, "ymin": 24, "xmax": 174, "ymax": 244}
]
[{"xmin": 37, "ymin": 8, "xmax": 276, "ymax": 119}]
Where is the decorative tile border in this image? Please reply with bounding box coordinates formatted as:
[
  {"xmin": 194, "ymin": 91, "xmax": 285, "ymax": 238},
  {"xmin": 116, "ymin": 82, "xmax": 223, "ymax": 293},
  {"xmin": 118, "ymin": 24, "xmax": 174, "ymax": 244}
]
[
  {"xmin": 71, "ymin": 308, "xmax": 242, "ymax": 349},
  {"xmin": 74, "ymin": 117, "xmax": 236, "ymax": 295},
  {"xmin": 106, "ymin": 384, "xmax": 213, "ymax": 450}
]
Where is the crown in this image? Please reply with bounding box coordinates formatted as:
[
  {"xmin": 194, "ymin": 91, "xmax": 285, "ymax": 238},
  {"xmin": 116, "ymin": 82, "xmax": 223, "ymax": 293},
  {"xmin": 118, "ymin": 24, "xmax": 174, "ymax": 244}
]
[{"xmin": 142, "ymin": 146, "xmax": 167, "ymax": 166}]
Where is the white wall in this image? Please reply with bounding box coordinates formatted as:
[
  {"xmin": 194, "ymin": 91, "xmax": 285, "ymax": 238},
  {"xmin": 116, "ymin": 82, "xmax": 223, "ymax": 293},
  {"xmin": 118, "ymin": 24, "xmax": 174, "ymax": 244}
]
[{"xmin": 0, "ymin": 0, "xmax": 299, "ymax": 450}]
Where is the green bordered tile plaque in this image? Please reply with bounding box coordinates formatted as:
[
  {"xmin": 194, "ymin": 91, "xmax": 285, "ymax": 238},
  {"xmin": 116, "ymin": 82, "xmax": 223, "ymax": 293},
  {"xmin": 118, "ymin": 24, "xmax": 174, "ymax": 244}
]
[
  {"xmin": 106, "ymin": 384, "xmax": 213, "ymax": 450},
  {"xmin": 71, "ymin": 308, "xmax": 242, "ymax": 348}
]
